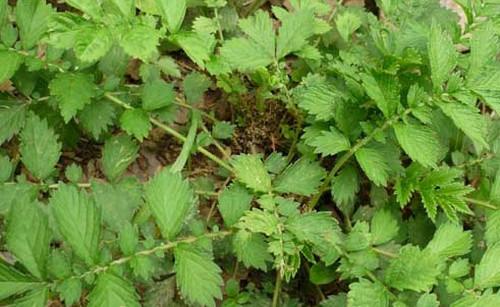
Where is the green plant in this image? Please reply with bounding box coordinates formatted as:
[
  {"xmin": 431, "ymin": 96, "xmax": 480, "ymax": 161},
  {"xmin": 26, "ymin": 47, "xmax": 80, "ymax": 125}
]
[{"xmin": 1, "ymin": 0, "xmax": 500, "ymax": 306}]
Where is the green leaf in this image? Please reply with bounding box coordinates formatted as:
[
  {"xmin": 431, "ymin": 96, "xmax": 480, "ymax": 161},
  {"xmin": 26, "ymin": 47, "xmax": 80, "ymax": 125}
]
[
  {"xmin": 73, "ymin": 26, "xmax": 113, "ymax": 63},
  {"xmin": 427, "ymin": 20, "xmax": 458, "ymax": 89},
  {"xmin": 0, "ymin": 261, "xmax": 42, "ymax": 300},
  {"xmin": 355, "ymin": 147, "xmax": 390, "ymax": 187},
  {"xmin": 425, "ymin": 222, "xmax": 472, "ymax": 258},
  {"xmin": 20, "ymin": 114, "xmax": 61, "ymax": 180},
  {"xmin": 0, "ymin": 156, "xmax": 12, "ymax": 182},
  {"xmin": 87, "ymin": 273, "xmax": 140, "ymax": 307},
  {"xmin": 92, "ymin": 178, "xmax": 142, "ymax": 231},
  {"xmin": 438, "ymin": 102, "xmax": 488, "ymax": 150},
  {"xmin": 119, "ymin": 108, "xmax": 152, "ymax": 141},
  {"xmin": 212, "ymin": 121, "xmax": 234, "ymax": 139},
  {"xmin": 486, "ymin": 210, "xmax": 500, "ymax": 246},
  {"xmin": 218, "ymin": 183, "xmax": 253, "ymax": 227},
  {"xmin": 0, "ymin": 51, "xmax": 24, "ymax": 84},
  {"xmin": 231, "ymin": 154, "xmax": 272, "ymax": 193},
  {"xmin": 78, "ymin": 100, "xmax": 117, "ymax": 139},
  {"xmin": 174, "ymin": 243, "xmax": 223, "ymax": 307},
  {"xmin": 6, "ymin": 199, "xmax": 50, "ymax": 279},
  {"xmin": 331, "ymin": 164, "xmax": 360, "ymax": 206},
  {"xmin": 241, "ymin": 209, "xmax": 278, "ymax": 236},
  {"xmin": 294, "ymin": 77, "xmax": 338, "ymax": 121},
  {"xmin": 468, "ymin": 22, "xmax": 499, "ymax": 80},
  {"xmin": 0, "ymin": 0, "xmax": 6, "ymax": 26},
  {"xmin": 65, "ymin": 164, "xmax": 82, "ymax": 183},
  {"xmin": 50, "ymin": 183, "xmax": 101, "ymax": 265},
  {"xmin": 98, "ymin": 44, "xmax": 130, "ymax": 76},
  {"xmin": 142, "ymin": 80, "xmax": 175, "ymax": 111},
  {"xmin": 371, "ymin": 209, "xmax": 399, "ymax": 245},
  {"xmin": 119, "ymin": 24, "xmax": 160, "ymax": 61},
  {"xmin": 183, "ymin": 72, "xmax": 211, "ymax": 105},
  {"xmin": 118, "ymin": 223, "xmax": 138, "ymax": 256},
  {"xmin": 474, "ymin": 242, "xmax": 500, "ymax": 289},
  {"xmin": 108, "ymin": 0, "xmax": 134, "ymax": 16},
  {"xmin": 276, "ymin": 9, "xmax": 321, "ymax": 59},
  {"xmin": 335, "ymin": 11, "xmax": 362, "ymax": 43},
  {"xmin": 14, "ymin": 288, "xmax": 48, "ymax": 307},
  {"xmin": 393, "ymin": 122, "xmax": 440, "ymax": 168},
  {"xmin": 16, "ymin": 0, "xmax": 52, "ymax": 50},
  {"xmin": 174, "ymin": 31, "xmax": 215, "ymax": 69},
  {"xmin": 347, "ymin": 279, "xmax": 390, "ymax": 307},
  {"xmin": 0, "ymin": 100, "xmax": 27, "ymax": 144},
  {"xmin": 0, "ymin": 183, "xmax": 38, "ymax": 215},
  {"xmin": 157, "ymin": 56, "xmax": 181, "ymax": 77},
  {"xmin": 65, "ymin": 0, "xmax": 102, "ymax": 19},
  {"xmin": 286, "ymin": 212, "xmax": 341, "ymax": 245},
  {"xmin": 309, "ymin": 263, "xmax": 336, "ymax": 285},
  {"xmin": 159, "ymin": 0, "xmax": 186, "ymax": 33},
  {"xmin": 57, "ymin": 279, "xmax": 82, "ymax": 306},
  {"xmin": 49, "ymin": 72, "xmax": 98, "ymax": 123},
  {"xmin": 309, "ymin": 128, "xmax": 351, "ymax": 157},
  {"xmin": 102, "ymin": 134, "xmax": 139, "ymax": 181},
  {"xmin": 361, "ymin": 72, "xmax": 400, "ymax": 118},
  {"xmin": 417, "ymin": 293, "xmax": 439, "ymax": 307},
  {"xmin": 448, "ymin": 258, "xmax": 469, "ymax": 279},
  {"xmin": 345, "ymin": 221, "xmax": 371, "ymax": 252},
  {"xmin": 385, "ymin": 245, "xmax": 440, "ymax": 292},
  {"xmin": 233, "ymin": 230, "xmax": 271, "ymax": 271},
  {"xmin": 274, "ymin": 159, "xmax": 326, "ymax": 196},
  {"xmin": 146, "ymin": 168, "xmax": 196, "ymax": 240}
]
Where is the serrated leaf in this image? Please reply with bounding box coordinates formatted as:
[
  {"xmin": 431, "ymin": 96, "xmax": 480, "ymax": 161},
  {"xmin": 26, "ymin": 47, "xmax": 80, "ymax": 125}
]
[
  {"xmin": 361, "ymin": 72, "xmax": 400, "ymax": 118},
  {"xmin": 0, "ymin": 261, "xmax": 43, "ymax": 300},
  {"xmin": 335, "ymin": 11, "xmax": 362, "ymax": 43},
  {"xmin": 427, "ymin": 20, "xmax": 458, "ymax": 89},
  {"xmin": 355, "ymin": 147, "xmax": 390, "ymax": 187},
  {"xmin": 0, "ymin": 51, "xmax": 24, "ymax": 83},
  {"xmin": 0, "ymin": 156, "xmax": 12, "ymax": 182},
  {"xmin": 309, "ymin": 128, "xmax": 351, "ymax": 157},
  {"xmin": 174, "ymin": 31, "xmax": 215, "ymax": 69},
  {"xmin": 475, "ymin": 242, "xmax": 500, "ymax": 289},
  {"xmin": 276, "ymin": 9, "xmax": 319, "ymax": 59},
  {"xmin": 448, "ymin": 258, "xmax": 469, "ymax": 279},
  {"xmin": 417, "ymin": 293, "xmax": 439, "ymax": 307},
  {"xmin": 174, "ymin": 243, "xmax": 223, "ymax": 307},
  {"xmin": 426, "ymin": 222, "xmax": 472, "ymax": 258},
  {"xmin": 118, "ymin": 223, "xmax": 138, "ymax": 256},
  {"xmin": 157, "ymin": 56, "xmax": 181, "ymax": 77},
  {"xmin": 146, "ymin": 168, "xmax": 196, "ymax": 240},
  {"xmin": 102, "ymin": 134, "xmax": 139, "ymax": 181},
  {"xmin": 183, "ymin": 72, "xmax": 211, "ymax": 105},
  {"xmin": 65, "ymin": 0, "xmax": 102, "ymax": 19},
  {"xmin": 309, "ymin": 263, "xmax": 336, "ymax": 285},
  {"xmin": 16, "ymin": 0, "xmax": 52, "ymax": 50},
  {"xmin": 274, "ymin": 159, "xmax": 326, "ymax": 196},
  {"xmin": 6, "ymin": 199, "xmax": 50, "ymax": 279},
  {"xmin": 73, "ymin": 26, "xmax": 113, "ymax": 63},
  {"xmin": 109, "ymin": 0, "xmax": 133, "ymax": 16},
  {"xmin": 468, "ymin": 22, "xmax": 499, "ymax": 80},
  {"xmin": 393, "ymin": 122, "xmax": 440, "ymax": 168},
  {"xmin": 212, "ymin": 121, "xmax": 234, "ymax": 139},
  {"xmin": 120, "ymin": 24, "xmax": 160, "ymax": 61},
  {"xmin": 120, "ymin": 108, "xmax": 152, "ymax": 141},
  {"xmin": 347, "ymin": 279, "xmax": 390, "ymax": 307},
  {"xmin": 345, "ymin": 221, "xmax": 371, "ymax": 251},
  {"xmin": 438, "ymin": 102, "xmax": 488, "ymax": 150},
  {"xmin": 287, "ymin": 212, "xmax": 341, "ymax": 245},
  {"xmin": 231, "ymin": 154, "xmax": 272, "ymax": 193},
  {"xmin": 20, "ymin": 114, "xmax": 61, "ymax": 180},
  {"xmin": 78, "ymin": 100, "xmax": 117, "ymax": 139},
  {"xmin": 50, "ymin": 183, "xmax": 101, "ymax": 265},
  {"xmin": 241, "ymin": 209, "xmax": 278, "ymax": 236},
  {"xmin": 218, "ymin": 183, "xmax": 253, "ymax": 227},
  {"xmin": 0, "ymin": 0, "xmax": 6, "ymax": 26},
  {"xmin": 371, "ymin": 209, "xmax": 399, "ymax": 245},
  {"xmin": 98, "ymin": 44, "xmax": 130, "ymax": 76},
  {"xmin": 0, "ymin": 183, "xmax": 38, "ymax": 215},
  {"xmin": 294, "ymin": 77, "xmax": 338, "ymax": 121},
  {"xmin": 14, "ymin": 288, "xmax": 48, "ymax": 307},
  {"xmin": 49, "ymin": 72, "xmax": 98, "ymax": 123},
  {"xmin": 486, "ymin": 210, "xmax": 500, "ymax": 246},
  {"xmin": 331, "ymin": 164, "xmax": 360, "ymax": 205},
  {"xmin": 0, "ymin": 100, "xmax": 27, "ymax": 144},
  {"xmin": 233, "ymin": 230, "xmax": 271, "ymax": 271},
  {"xmin": 142, "ymin": 79, "xmax": 175, "ymax": 111},
  {"xmin": 57, "ymin": 279, "xmax": 82, "ymax": 306},
  {"xmin": 87, "ymin": 273, "xmax": 140, "ymax": 307},
  {"xmin": 159, "ymin": 0, "xmax": 186, "ymax": 33}
]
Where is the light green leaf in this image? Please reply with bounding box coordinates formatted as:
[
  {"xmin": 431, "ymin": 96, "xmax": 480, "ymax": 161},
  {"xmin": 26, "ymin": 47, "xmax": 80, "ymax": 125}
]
[
  {"xmin": 0, "ymin": 51, "xmax": 24, "ymax": 84},
  {"xmin": 468, "ymin": 22, "xmax": 499, "ymax": 80},
  {"xmin": 119, "ymin": 24, "xmax": 160, "ymax": 61},
  {"xmin": 212, "ymin": 121, "xmax": 234, "ymax": 140},
  {"xmin": 0, "ymin": 0, "xmax": 6, "ymax": 26},
  {"xmin": 0, "ymin": 100, "xmax": 27, "ymax": 144},
  {"xmin": 20, "ymin": 114, "xmax": 61, "ymax": 180},
  {"xmin": 427, "ymin": 20, "xmax": 458, "ymax": 89},
  {"xmin": 231, "ymin": 154, "xmax": 272, "ymax": 193},
  {"xmin": 65, "ymin": 0, "xmax": 102, "ymax": 19},
  {"xmin": 309, "ymin": 128, "xmax": 351, "ymax": 157},
  {"xmin": 109, "ymin": 0, "xmax": 134, "ymax": 16},
  {"xmin": 174, "ymin": 243, "xmax": 223, "ymax": 307},
  {"xmin": 87, "ymin": 273, "xmax": 140, "ymax": 307},
  {"xmin": 335, "ymin": 11, "xmax": 362, "ymax": 42},
  {"xmin": 218, "ymin": 183, "xmax": 253, "ymax": 227},
  {"xmin": 294, "ymin": 76, "xmax": 338, "ymax": 121},
  {"xmin": 73, "ymin": 26, "xmax": 113, "ymax": 63},
  {"xmin": 241, "ymin": 209, "xmax": 278, "ymax": 236},
  {"xmin": 233, "ymin": 230, "xmax": 271, "ymax": 271},
  {"xmin": 157, "ymin": 56, "xmax": 181, "ymax": 78},
  {"xmin": 385, "ymin": 245, "xmax": 440, "ymax": 292},
  {"xmin": 371, "ymin": 209, "xmax": 399, "ymax": 245},
  {"xmin": 78, "ymin": 100, "xmax": 117, "ymax": 139},
  {"xmin": 50, "ymin": 183, "xmax": 101, "ymax": 265},
  {"xmin": 49, "ymin": 72, "xmax": 98, "ymax": 123},
  {"xmin": 0, "ymin": 183, "xmax": 38, "ymax": 215},
  {"xmin": 98, "ymin": 44, "xmax": 130, "ymax": 76},
  {"xmin": 118, "ymin": 223, "xmax": 138, "ymax": 256},
  {"xmin": 6, "ymin": 199, "xmax": 50, "ymax": 279},
  {"xmin": 426, "ymin": 222, "xmax": 472, "ymax": 258},
  {"xmin": 0, "ymin": 262, "xmax": 41, "ymax": 300},
  {"xmin": 57, "ymin": 279, "xmax": 82, "ymax": 306},
  {"xmin": 183, "ymin": 72, "xmax": 211, "ymax": 105},
  {"xmin": 102, "ymin": 134, "xmax": 139, "ymax": 181},
  {"xmin": 309, "ymin": 263, "xmax": 336, "ymax": 285},
  {"xmin": 286, "ymin": 212, "xmax": 341, "ymax": 245},
  {"xmin": 331, "ymin": 164, "xmax": 360, "ymax": 206},
  {"xmin": 486, "ymin": 210, "xmax": 500, "ymax": 246},
  {"xmin": 276, "ymin": 9, "xmax": 319, "ymax": 59},
  {"xmin": 16, "ymin": 0, "xmax": 52, "ymax": 50},
  {"xmin": 146, "ymin": 168, "xmax": 196, "ymax": 240},
  {"xmin": 393, "ymin": 122, "xmax": 440, "ymax": 168},
  {"xmin": 438, "ymin": 102, "xmax": 488, "ymax": 150},
  {"xmin": 274, "ymin": 159, "xmax": 326, "ymax": 196},
  {"xmin": 475, "ymin": 242, "xmax": 500, "ymax": 289},
  {"xmin": 0, "ymin": 156, "xmax": 12, "ymax": 182},
  {"xmin": 417, "ymin": 293, "xmax": 439, "ymax": 307},
  {"xmin": 361, "ymin": 72, "xmax": 400, "ymax": 118},
  {"xmin": 355, "ymin": 147, "xmax": 390, "ymax": 187},
  {"xmin": 174, "ymin": 31, "xmax": 215, "ymax": 69},
  {"xmin": 14, "ymin": 288, "xmax": 48, "ymax": 307},
  {"xmin": 159, "ymin": 0, "xmax": 186, "ymax": 33},
  {"xmin": 448, "ymin": 258, "xmax": 469, "ymax": 279},
  {"xmin": 345, "ymin": 221, "xmax": 371, "ymax": 252},
  {"xmin": 238, "ymin": 10, "xmax": 275, "ymax": 61},
  {"xmin": 142, "ymin": 79, "xmax": 175, "ymax": 111},
  {"xmin": 347, "ymin": 278, "xmax": 390, "ymax": 307},
  {"xmin": 119, "ymin": 108, "xmax": 152, "ymax": 141}
]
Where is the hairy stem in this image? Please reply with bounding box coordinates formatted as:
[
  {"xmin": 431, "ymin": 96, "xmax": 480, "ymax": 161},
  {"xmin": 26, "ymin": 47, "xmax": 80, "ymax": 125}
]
[
  {"xmin": 272, "ymin": 271, "xmax": 283, "ymax": 307},
  {"xmin": 463, "ymin": 197, "xmax": 498, "ymax": 210}
]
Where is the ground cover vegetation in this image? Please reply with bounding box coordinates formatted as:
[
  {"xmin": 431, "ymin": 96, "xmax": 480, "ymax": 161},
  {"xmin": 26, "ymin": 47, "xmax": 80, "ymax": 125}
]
[{"xmin": 1, "ymin": 0, "xmax": 500, "ymax": 306}]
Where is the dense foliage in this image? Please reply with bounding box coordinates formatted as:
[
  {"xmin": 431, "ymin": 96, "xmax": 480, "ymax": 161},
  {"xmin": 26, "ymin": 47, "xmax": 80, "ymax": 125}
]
[{"xmin": 1, "ymin": 0, "xmax": 500, "ymax": 306}]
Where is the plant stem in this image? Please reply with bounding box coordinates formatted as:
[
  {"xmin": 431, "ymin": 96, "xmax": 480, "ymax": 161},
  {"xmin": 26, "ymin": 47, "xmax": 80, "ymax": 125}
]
[
  {"xmin": 272, "ymin": 271, "xmax": 282, "ymax": 307},
  {"xmin": 307, "ymin": 109, "xmax": 412, "ymax": 211},
  {"xmin": 174, "ymin": 98, "xmax": 217, "ymax": 122},
  {"xmin": 244, "ymin": 0, "xmax": 268, "ymax": 17},
  {"xmin": 214, "ymin": 7, "xmax": 224, "ymax": 42},
  {"xmin": 372, "ymin": 247, "xmax": 398, "ymax": 258},
  {"xmin": 464, "ymin": 197, "xmax": 498, "ymax": 210}
]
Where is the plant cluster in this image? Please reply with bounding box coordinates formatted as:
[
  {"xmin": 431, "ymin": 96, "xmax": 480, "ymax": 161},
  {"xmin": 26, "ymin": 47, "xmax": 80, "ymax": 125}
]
[{"xmin": 1, "ymin": 0, "xmax": 500, "ymax": 306}]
